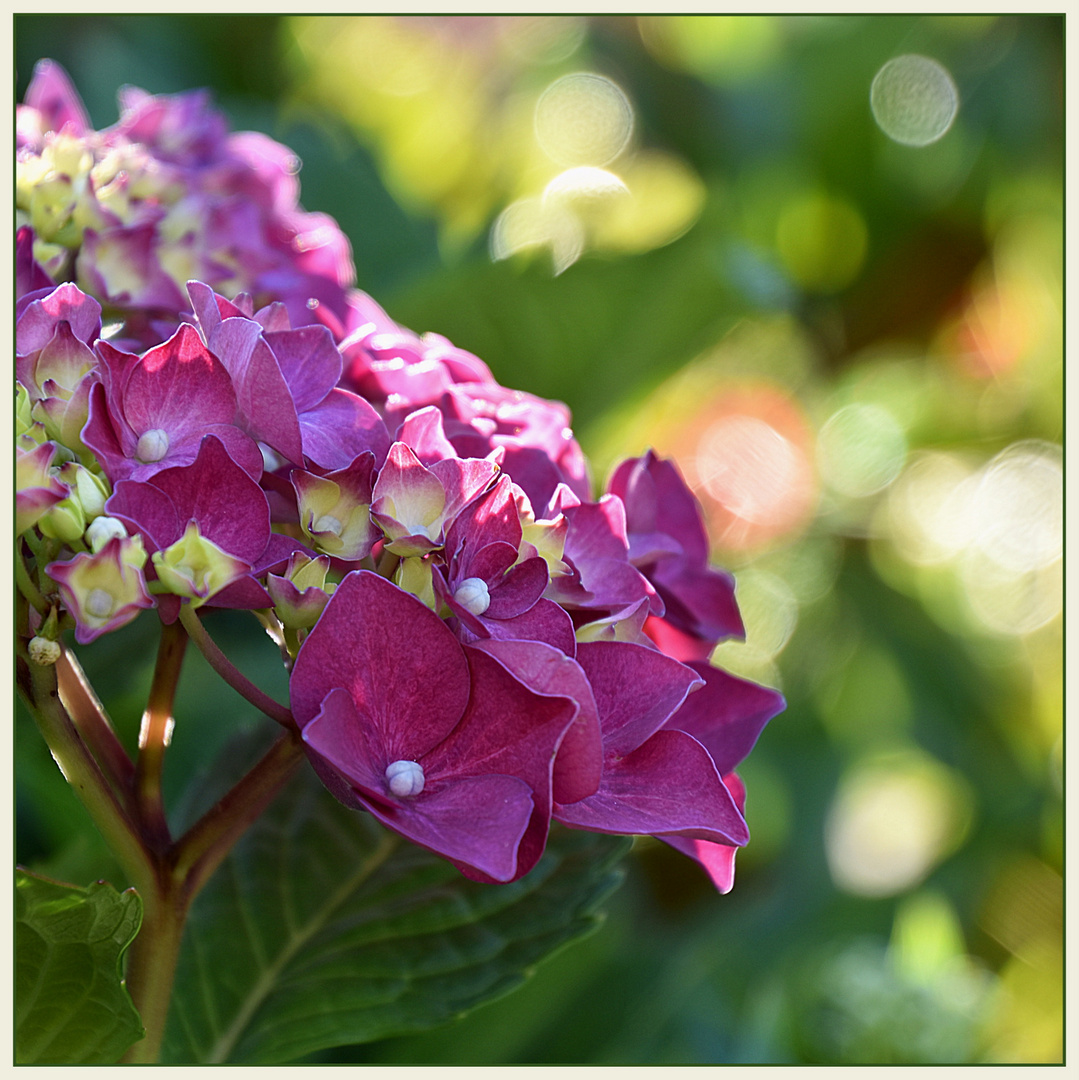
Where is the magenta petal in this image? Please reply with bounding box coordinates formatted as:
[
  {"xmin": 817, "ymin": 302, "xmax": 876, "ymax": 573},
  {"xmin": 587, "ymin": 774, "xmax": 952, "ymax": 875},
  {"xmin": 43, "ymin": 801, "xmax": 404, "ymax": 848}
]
[
  {"xmin": 299, "ymin": 389, "xmax": 390, "ymax": 470},
  {"xmin": 290, "ymin": 570, "xmax": 470, "ymax": 758},
  {"xmin": 426, "ymin": 646, "xmax": 578, "ymax": 878},
  {"xmin": 123, "ymin": 324, "xmax": 236, "ymax": 432},
  {"xmin": 484, "ymin": 556, "xmax": 548, "ymax": 619},
  {"xmin": 105, "ymin": 479, "xmax": 181, "ymax": 553},
  {"xmin": 24, "ymin": 59, "xmax": 91, "ymax": 137},
  {"xmin": 575, "ymin": 641, "xmax": 703, "ymax": 757},
  {"xmin": 144, "ymin": 435, "xmax": 270, "ymax": 558},
  {"xmin": 209, "ymin": 317, "xmax": 304, "ymax": 464},
  {"xmin": 471, "ymin": 639, "xmax": 602, "ymax": 805},
  {"xmin": 429, "ymin": 456, "xmax": 501, "ymax": 523},
  {"xmin": 302, "ymin": 687, "xmax": 389, "ymax": 799},
  {"xmin": 264, "ymin": 325, "xmax": 342, "ymax": 413},
  {"xmin": 17, "ymin": 282, "xmax": 101, "ymax": 356},
  {"xmin": 555, "ymin": 729, "xmax": 749, "ymax": 845},
  {"xmin": 666, "ymin": 663, "xmax": 784, "ymax": 775},
  {"xmin": 395, "ymin": 406, "xmax": 458, "ymax": 465},
  {"xmin": 662, "ymin": 836, "xmax": 738, "ymax": 893},
  {"xmin": 364, "ymin": 774, "xmax": 534, "ymax": 883},
  {"xmin": 661, "ymin": 773, "xmax": 747, "ymax": 893},
  {"xmin": 650, "ymin": 560, "xmax": 744, "ymax": 644},
  {"xmin": 480, "ymin": 599, "xmax": 577, "ymax": 655}
]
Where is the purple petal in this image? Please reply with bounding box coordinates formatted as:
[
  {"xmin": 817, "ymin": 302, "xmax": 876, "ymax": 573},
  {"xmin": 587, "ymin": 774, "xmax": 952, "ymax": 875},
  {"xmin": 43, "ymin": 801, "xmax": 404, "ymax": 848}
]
[
  {"xmin": 664, "ymin": 663, "xmax": 784, "ymax": 775},
  {"xmin": 122, "ymin": 324, "xmax": 237, "ymax": 434},
  {"xmin": 142, "ymin": 435, "xmax": 270, "ymax": 559},
  {"xmin": 290, "ymin": 570, "xmax": 470, "ymax": 759},
  {"xmin": 364, "ymin": 774, "xmax": 534, "ymax": 883},
  {"xmin": 480, "ymin": 598, "xmax": 577, "ymax": 655},
  {"xmin": 554, "ymin": 729, "xmax": 748, "ymax": 846},
  {"xmin": 484, "ymin": 556, "xmax": 548, "ymax": 619},
  {"xmin": 661, "ymin": 773, "xmax": 747, "ymax": 893},
  {"xmin": 17, "ymin": 282, "xmax": 101, "ymax": 356},
  {"xmin": 395, "ymin": 406, "xmax": 458, "ymax": 465},
  {"xmin": 23, "ymin": 59, "xmax": 91, "ymax": 137},
  {"xmin": 576, "ymin": 641, "xmax": 703, "ymax": 757},
  {"xmin": 210, "ymin": 317, "xmax": 304, "ymax": 464},
  {"xmin": 299, "ymin": 389, "xmax": 390, "ymax": 471},
  {"xmin": 105, "ymin": 478, "xmax": 181, "ymax": 553},
  {"xmin": 425, "ymin": 646, "xmax": 577, "ymax": 878},
  {"xmin": 471, "ymin": 639, "xmax": 602, "ymax": 805},
  {"xmin": 265, "ymin": 325, "xmax": 342, "ymax": 413}
]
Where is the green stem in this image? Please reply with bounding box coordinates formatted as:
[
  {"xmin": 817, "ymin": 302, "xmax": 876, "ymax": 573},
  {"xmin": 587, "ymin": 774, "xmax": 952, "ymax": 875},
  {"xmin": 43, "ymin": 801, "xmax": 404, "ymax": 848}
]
[
  {"xmin": 15, "ymin": 546, "xmax": 49, "ymax": 614},
  {"xmin": 133, "ymin": 621, "xmax": 188, "ymax": 850},
  {"xmin": 172, "ymin": 730, "xmax": 305, "ymax": 903},
  {"xmin": 56, "ymin": 647, "xmax": 136, "ymax": 804},
  {"xmin": 17, "ymin": 640, "xmax": 156, "ymax": 901},
  {"xmin": 177, "ymin": 604, "xmax": 295, "ymax": 728}
]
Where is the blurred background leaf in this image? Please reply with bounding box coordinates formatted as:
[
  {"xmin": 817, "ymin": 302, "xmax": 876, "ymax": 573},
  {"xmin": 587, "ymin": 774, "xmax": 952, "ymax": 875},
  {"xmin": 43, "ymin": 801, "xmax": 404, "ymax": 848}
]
[{"xmin": 15, "ymin": 14, "xmax": 1062, "ymax": 1064}]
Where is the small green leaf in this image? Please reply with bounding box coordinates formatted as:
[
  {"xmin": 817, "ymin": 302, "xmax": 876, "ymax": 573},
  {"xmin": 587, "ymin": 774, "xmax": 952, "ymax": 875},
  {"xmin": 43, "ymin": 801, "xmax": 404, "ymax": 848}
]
[
  {"xmin": 164, "ymin": 762, "xmax": 629, "ymax": 1064},
  {"xmin": 15, "ymin": 869, "xmax": 144, "ymax": 1064}
]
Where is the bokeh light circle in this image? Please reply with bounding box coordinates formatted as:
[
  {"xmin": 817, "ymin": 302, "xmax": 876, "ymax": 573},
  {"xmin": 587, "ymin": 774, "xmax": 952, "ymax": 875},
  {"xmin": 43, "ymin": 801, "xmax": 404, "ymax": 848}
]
[
  {"xmin": 817, "ymin": 403, "xmax": 907, "ymax": 498},
  {"xmin": 971, "ymin": 440, "xmax": 1062, "ymax": 574},
  {"xmin": 534, "ymin": 72, "xmax": 634, "ymax": 167},
  {"xmin": 870, "ymin": 54, "xmax": 959, "ymax": 146}
]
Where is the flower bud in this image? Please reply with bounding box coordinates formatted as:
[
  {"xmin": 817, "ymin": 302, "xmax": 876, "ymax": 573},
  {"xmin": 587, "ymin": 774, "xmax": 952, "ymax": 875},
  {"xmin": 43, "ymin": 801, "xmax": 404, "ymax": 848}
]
[
  {"xmin": 266, "ymin": 552, "xmax": 334, "ymax": 630},
  {"xmin": 86, "ymin": 515, "xmax": 128, "ymax": 553},
  {"xmin": 151, "ymin": 520, "xmax": 249, "ymax": 606},
  {"xmin": 46, "ymin": 536, "xmax": 153, "ymax": 644},
  {"xmin": 28, "ymin": 636, "xmax": 61, "ymax": 666}
]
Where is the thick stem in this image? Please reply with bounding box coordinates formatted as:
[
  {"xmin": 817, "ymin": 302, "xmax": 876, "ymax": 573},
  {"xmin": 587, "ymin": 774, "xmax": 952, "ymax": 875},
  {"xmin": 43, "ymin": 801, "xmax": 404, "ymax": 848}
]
[
  {"xmin": 56, "ymin": 647, "xmax": 136, "ymax": 803},
  {"xmin": 133, "ymin": 621, "xmax": 188, "ymax": 851},
  {"xmin": 178, "ymin": 604, "xmax": 295, "ymax": 728},
  {"xmin": 172, "ymin": 729, "xmax": 305, "ymax": 903},
  {"xmin": 120, "ymin": 873, "xmax": 187, "ymax": 1065},
  {"xmin": 124, "ymin": 731, "xmax": 306, "ymax": 1063}
]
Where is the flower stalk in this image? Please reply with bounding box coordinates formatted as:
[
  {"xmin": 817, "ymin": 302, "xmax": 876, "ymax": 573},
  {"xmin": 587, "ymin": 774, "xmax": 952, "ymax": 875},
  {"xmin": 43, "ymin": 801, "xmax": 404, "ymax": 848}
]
[{"xmin": 178, "ymin": 604, "xmax": 296, "ymax": 729}]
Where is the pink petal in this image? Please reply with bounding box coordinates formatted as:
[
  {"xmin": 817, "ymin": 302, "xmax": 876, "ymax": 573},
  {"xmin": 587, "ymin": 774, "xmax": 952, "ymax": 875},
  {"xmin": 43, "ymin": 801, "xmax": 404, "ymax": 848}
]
[
  {"xmin": 554, "ymin": 729, "xmax": 748, "ymax": 846},
  {"xmin": 471, "ymin": 639, "xmax": 602, "ymax": 806},
  {"xmin": 290, "ymin": 571, "xmax": 470, "ymax": 759},
  {"xmin": 665, "ymin": 663, "xmax": 784, "ymax": 775},
  {"xmin": 575, "ymin": 641, "xmax": 703, "ymax": 756}
]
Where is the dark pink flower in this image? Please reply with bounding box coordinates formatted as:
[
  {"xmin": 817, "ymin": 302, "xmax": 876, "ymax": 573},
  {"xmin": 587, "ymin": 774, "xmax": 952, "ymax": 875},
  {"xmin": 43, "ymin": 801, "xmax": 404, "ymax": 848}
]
[
  {"xmin": 82, "ymin": 323, "xmax": 263, "ymax": 484},
  {"xmin": 608, "ymin": 450, "xmax": 744, "ymax": 660},
  {"xmin": 290, "ymin": 571, "xmax": 580, "ymax": 882},
  {"xmin": 436, "ymin": 474, "xmax": 574, "ymax": 653}
]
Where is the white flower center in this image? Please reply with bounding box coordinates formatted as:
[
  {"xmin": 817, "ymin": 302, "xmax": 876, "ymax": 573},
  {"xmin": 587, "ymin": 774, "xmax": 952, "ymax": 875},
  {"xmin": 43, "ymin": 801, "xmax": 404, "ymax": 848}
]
[
  {"xmin": 385, "ymin": 759, "xmax": 425, "ymax": 797},
  {"xmin": 313, "ymin": 514, "xmax": 343, "ymax": 537},
  {"xmin": 453, "ymin": 576, "xmax": 491, "ymax": 616},
  {"xmin": 135, "ymin": 428, "xmax": 170, "ymax": 464},
  {"xmin": 85, "ymin": 588, "xmax": 114, "ymax": 619}
]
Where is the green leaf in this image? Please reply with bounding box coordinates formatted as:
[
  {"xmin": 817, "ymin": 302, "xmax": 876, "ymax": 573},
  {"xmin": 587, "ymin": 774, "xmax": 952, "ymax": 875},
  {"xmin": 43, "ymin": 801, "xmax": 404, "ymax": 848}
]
[
  {"xmin": 15, "ymin": 869, "xmax": 144, "ymax": 1064},
  {"xmin": 164, "ymin": 763, "xmax": 630, "ymax": 1064}
]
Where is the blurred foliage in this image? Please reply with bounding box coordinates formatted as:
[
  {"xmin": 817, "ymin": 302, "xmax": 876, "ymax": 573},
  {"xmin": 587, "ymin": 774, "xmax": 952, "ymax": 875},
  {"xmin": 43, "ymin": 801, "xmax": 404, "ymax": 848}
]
[{"xmin": 15, "ymin": 14, "xmax": 1063, "ymax": 1064}]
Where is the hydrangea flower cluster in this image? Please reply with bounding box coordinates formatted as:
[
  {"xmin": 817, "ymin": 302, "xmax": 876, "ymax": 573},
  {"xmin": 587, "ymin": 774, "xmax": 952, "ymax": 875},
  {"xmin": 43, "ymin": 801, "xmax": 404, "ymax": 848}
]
[{"xmin": 17, "ymin": 62, "xmax": 783, "ymax": 890}]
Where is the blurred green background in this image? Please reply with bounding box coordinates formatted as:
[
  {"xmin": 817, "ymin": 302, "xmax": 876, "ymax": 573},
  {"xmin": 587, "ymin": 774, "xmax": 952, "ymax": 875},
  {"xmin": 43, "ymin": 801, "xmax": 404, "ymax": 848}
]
[{"xmin": 15, "ymin": 15, "xmax": 1063, "ymax": 1064}]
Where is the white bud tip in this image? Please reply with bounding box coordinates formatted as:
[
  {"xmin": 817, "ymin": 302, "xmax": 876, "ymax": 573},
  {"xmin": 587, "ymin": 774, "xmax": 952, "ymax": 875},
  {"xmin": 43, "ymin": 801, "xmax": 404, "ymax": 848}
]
[
  {"xmin": 86, "ymin": 516, "xmax": 128, "ymax": 553},
  {"xmin": 28, "ymin": 636, "xmax": 61, "ymax": 666},
  {"xmin": 453, "ymin": 576, "xmax": 491, "ymax": 616},
  {"xmin": 135, "ymin": 428, "xmax": 170, "ymax": 464},
  {"xmin": 385, "ymin": 759, "xmax": 425, "ymax": 797}
]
